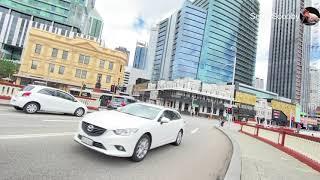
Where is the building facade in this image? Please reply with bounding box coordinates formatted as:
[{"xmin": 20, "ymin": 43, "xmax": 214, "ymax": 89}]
[
  {"xmin": 311, "ymin": 1, "xmax": 320, "ymax": 63},
  {"xmin": 267, "ymin": 0, "xmax": 311, "ymax": 112},
  {"xmin": 193, "ymin": 0, "xmax": 259, "ymax": 85},
  {"xmin": 152, "ymin": 11, "xmax": 178, "ymax": 81},
  {"xmin": 170, "ymin": 1, "xmax": 207, "ymax": 80},
  {"xmin": 133, "ymin": 42, "xmax": 148, "ymax": 70},
  {"xmin": 16, "ymin": 27, "xmax": 128, "ymax": 90},
  {"xmin": 134, "ymin": 78, "xmax": 234, "ymax": 116},
  {"xmin": 145, "ymin": 27, "xmax": 158, "ymax": 79},
  {"xmin": 309, "ymin": 62, "xmax": 320, "ymax": 113},
  {"xmin": 254, "ymin": 77, "xmax": 264, "ymax": 90},
  {"xmin": 0, "ymin": 0, "xmax": 103, "ymax": 61},
  {"xmin": 151, "ymin": 0, "xmax": 259, "ymax": 85}
]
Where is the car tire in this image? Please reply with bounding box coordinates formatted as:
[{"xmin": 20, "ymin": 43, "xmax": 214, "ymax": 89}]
[
  {"xmin": 74, "ymin": 108, "xmax": 85, "ymax": 117},
  {"xmin": 23, "ymin": 102, "xmax": 39, "ymax": 114},
  {"xmin": 131, "ymin": 134, "xmax": 151, "ymax": 162},
  {"xmin": 14, "ymin": 106, "xmax": 23, "ymax": 111},
  {"xmin": 172, "ymin": 130, "xmax": 183, "ymax": 146}
]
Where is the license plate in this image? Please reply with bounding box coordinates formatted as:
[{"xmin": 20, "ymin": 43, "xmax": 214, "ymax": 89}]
[{"xmin": 81, "ymin": 136, "xmax": 93, "ymax": 146}]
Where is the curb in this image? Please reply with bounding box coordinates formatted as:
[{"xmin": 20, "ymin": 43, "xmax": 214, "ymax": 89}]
[{"xmin": 215, "ymin": 126, "xmax": 241, "ymax": 180}]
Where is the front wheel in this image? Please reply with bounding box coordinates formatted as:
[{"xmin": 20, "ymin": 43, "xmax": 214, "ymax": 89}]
[
  {"xmin": 74, "ymin": 108, "xmax": 85, "ymax": 117},
  {"xmin": 131, "ymin": 134, "xmax": 151, "ymax": 162},
  {"xmin": 172, "ymin": 130, "xmax": 183, "ymax": 146}
]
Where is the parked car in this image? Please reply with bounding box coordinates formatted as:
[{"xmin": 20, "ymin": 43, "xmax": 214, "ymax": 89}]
[
  {"xmin": 10, "ymin": 85, "xmax": 87, "ymax": 117},
  {"xmin": 107, "ymin": 96, "xmax": 137, "ymax": 109},
  {"xmin": 74, "ymin": 103, "xmax": 185, "ymax": 162}
]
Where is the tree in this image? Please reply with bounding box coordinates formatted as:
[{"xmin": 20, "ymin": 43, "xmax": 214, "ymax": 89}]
[{"xmin": 0, "ymin": 60, "xmax": 18, "ymax": 78}]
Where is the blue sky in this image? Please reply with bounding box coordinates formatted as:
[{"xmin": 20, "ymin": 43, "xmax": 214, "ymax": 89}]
[{"xmin": 96, "ymin": 0, "xmax": 273, "ymax": 85}]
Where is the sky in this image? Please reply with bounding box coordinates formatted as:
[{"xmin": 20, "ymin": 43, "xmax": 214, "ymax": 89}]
[{"xmin": 96, "ymin": 0, "xmax": 273, "ymax": 84}]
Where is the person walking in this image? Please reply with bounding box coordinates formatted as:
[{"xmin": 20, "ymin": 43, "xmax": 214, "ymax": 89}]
[{"xmin": 297, "ymin": 123, "xmax": 302, "ymax": 134}]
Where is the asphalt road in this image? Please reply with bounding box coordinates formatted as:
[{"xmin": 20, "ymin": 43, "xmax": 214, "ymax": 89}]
[{"xmin": 0, "ymin": 106, "xmax": 232, "ymax": 180}]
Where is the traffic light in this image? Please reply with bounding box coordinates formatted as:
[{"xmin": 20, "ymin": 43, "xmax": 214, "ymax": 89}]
[{"xmin": 111, "ymin": 85, "xmax": 117, "ymax": 93}]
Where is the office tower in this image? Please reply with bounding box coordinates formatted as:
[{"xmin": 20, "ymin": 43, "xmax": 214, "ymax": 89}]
[
  {"xmin": 267, "ymin": 0, "xmax": 311, "ymax": 111},
  {"xmin": 145, "ymin": 27, "xmax": 159, "ymax": 79},
  {"xmin": 133, "ymin": 42, "xmax": 148, "ymax": 70},
  {"xmin": 309, "ymin": 61, "xmax": 320, "ymax": 113},
  {"xmin": 254, "ymin": 77, "xmax": 264, "ymax": 90}
]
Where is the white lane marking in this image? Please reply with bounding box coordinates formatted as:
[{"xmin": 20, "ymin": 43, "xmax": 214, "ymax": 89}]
[
  {"xmin": 191, "ymin": 128, "xmax": 199, "ymax": 134},
  {"xmin": 0, "ymin": 132, "xmax": 75, "ymax": 140},
  {"xmin": 43, "ymin": 120, "xmax": 79, "ymax": 122}
]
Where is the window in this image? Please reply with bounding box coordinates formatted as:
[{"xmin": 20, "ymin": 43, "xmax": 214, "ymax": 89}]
[
  {"xmin": 163, "ymin": 110, "xmax": 177, "ymax": 120},
  {"xmin": 51, "ymin": 48, "xmax": 58, "ymax": 58},
  {"xmin": 99, "ymin": 60, "xmax": 105, "ymax": 68},
  {"xmin": 75, "ymin": 69, "xmax": 81, "ymax": 78},
  {"xmin": 79, "ymin": 55, "xmax": 85, "ymax": 63},
  {"xmin": 58, "ymin": 66, "xmax": 65, "ymax": 75},
  {"xmin": 62, "ymin": 50, "xmax": 68, "ymax": 60},
  {"xmin": 55, "ymin": 91, "xmax": 75, "ymax": 101},
  {"xmin": 106, "ymin": 75, "xmax": 111, "ymax": 83},
  {"xmin": 79, "ymin": 54, "xmax": 90, "ymax": 64},
  {"xmin": 31, "ymin": 60, "xmax": 38, "ymax": 69},
  {"xmin": 23, "ymin": 86, "xmax": 35, "ymax": 91},
  {"xmin": 48, "ymin": 63, "xmax": 55, "ymax": 73},
  {"xmin": 109, "ymin": 62, "xmax": 114, "ymax": 70},
  {"xmin": 81, "ymin": 70, "xmax": 87, "ymax": 79},
  {"xmin": 38, "ymin": 88, "xmax": 55, "ymax": 96},
  {"xmin": 120, "ymin": 65, "xmax": 123, "ymax": 72},
  {"xmin": 97, "ymin": 73, "xmax": 102, "ymax": 82},
  {"xmin": 84, "ymin": 56, "xmax": 90, "ymax": 64},
  {"xmin": 35, "ymin": 44, "xmax": 42, "ymax": 54}
]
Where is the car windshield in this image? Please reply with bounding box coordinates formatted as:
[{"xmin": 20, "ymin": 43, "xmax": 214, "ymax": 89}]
[
  {"xmin": 23, "ymin": 85, "xmax": 35, "ymax": 91},
  {"xmin": 118, "ymin": 103, "xmax": 161, "ymax": 120}
]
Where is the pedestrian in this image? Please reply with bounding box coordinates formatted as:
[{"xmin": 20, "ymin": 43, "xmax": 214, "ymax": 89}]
[
  {"xmin": 220, "ymin": 117, "xmax": 225, "ymax": 127},
  {"xmin": 297, "ymin": 123, "xmax": 301, "ymax": 134}
]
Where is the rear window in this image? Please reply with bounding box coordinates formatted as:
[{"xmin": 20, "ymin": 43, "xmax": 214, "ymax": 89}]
[{"xmin": 23, "ymin": 86, "xmax": 35, "ymax": 91}]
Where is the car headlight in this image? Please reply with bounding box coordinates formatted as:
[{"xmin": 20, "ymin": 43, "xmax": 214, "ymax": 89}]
[{"xmin": 113, "ymin": 128, "xmax": 139, "ymax": 136}]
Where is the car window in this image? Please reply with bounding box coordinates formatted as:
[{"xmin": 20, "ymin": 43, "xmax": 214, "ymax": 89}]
[
  {"xmin": 173, "ymin": 112, "xmax": 181, "ymax": 120},
  {"xmin": 38, "ymin": 88, "xmax": 55, "ymax": 96},
  {"xmin": 23, "ymin": 85, "xmax": 35, "ymax": 91},
  {"xmin": 163, "ymin": 110, "xmax": 175, "ymax": 120},
  {"xmin": 55, "ymin": 91, "xmax": 75, "ymax": 101}
]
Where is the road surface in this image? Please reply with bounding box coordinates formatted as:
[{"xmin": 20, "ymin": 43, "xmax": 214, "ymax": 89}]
[{"xmin": 0, "ymin": 106, "xmax": 232, "ymax": 180}]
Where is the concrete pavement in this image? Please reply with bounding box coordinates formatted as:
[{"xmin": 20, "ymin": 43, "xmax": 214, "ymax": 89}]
[
  {"xmin": 0, "ymin": 106, "xmax": 232, "ymax": 180},
  {"xmin": 220, "ymin": 123, "xmax": 320, "ymax": 180}
]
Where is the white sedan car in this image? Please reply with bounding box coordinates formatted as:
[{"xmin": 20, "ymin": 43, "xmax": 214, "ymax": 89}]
[
  {"xmin": 10, "ymin": 85, "xmax": 87, "ymax": 117},
  {"xmin": 74, "ymin": 103, "xmax": 185, "ymax": 162}
]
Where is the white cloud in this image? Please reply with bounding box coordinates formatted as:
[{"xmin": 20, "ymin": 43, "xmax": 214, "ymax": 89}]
[{"xmin": 95, "ymin": 0, "xmax": 184, "ymax": 66}]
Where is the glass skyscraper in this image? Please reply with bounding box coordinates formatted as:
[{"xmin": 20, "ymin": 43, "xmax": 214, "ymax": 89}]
[
  {"xmin": 193, "ymin": 0, "xmax": 259, "ymax": 85},
  {"xmin": 170, "ymin": 1, "xmax": 207, "ymax": 80},
  {"xmin": 150, "ymin": 0, "xmax": 259, "ymax": 85},
  {"xmin": 133, "ymin": 42, "xmax": 148, "ymax": 70}
]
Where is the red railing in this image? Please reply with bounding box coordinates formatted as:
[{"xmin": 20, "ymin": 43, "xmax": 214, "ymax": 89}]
[{"xmin": 240, "ymin": 124, "xmax": 320, "ymax": 172}]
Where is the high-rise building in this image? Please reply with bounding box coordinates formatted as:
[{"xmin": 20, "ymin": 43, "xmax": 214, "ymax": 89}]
[
  {"xmin": 152, "ymin": 11, "xmax": 178, "ymax": 81},
  {"xmin": 254, "ymin": 77, "xmax": 264, "ymax": 90},
  {"xmin": 145, "ymin": 27, "xmax": 158, "ymax": 79},
  {"xmin": 309, "ymin": 61, "xmax": 320, "ymax": 113},
  {"xmin": 193, "ymin": 0, "xmax": 259, "ymax": 85},
  {"xmin": 0, "ymin": 0, "xmax": 103, "ymax": 61},
  {"xmin": 133, "ymin": 42, "xmax": 148, "ymax": 70},
  {"xmin": 150, "ymin": 0, "xmax": 259, "ymax": 85},
  {"xmin": 267, "ymin": 0, "xmax": 311, "ymax": 111}
]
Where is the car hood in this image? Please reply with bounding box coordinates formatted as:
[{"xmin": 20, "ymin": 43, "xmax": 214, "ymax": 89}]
[{"xmin": 82, "ymin": 110, "xmax": 152, "ymax": 129}]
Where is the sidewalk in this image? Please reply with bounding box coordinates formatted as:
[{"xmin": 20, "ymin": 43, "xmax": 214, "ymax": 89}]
[{"xmin": 222, "ymin": 123, "xmax": 320, "ymax": 180}]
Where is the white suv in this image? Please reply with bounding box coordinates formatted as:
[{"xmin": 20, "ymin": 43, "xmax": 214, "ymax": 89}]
[{"xmin": 10, "ymin": 85, "xmax": 87, "ymax": 117}]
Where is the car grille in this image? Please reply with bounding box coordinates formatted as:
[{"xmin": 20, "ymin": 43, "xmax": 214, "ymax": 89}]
[
  {"xmin": 77, "ymin": 134, "xmax": 106, "ymax": 150},
  {"xmin": 82, "ymin": 121, "xmax": 106, "ymax": 136}
]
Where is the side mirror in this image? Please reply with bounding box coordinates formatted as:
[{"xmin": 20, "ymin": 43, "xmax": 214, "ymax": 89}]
[{"xmin": 160, "ymin": 117, "xmax": 170, "ymax": 124}]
